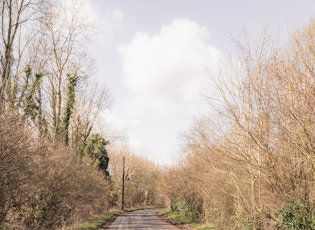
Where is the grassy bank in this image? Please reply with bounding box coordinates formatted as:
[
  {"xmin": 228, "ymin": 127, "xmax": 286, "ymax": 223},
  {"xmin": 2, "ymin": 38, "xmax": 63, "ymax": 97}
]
[
  {"xmin": 74, "ymin": 210, "xmax": 125, "ymax": 230},
  {"xmin": 160, "ymin": 209, "xmax": 213, "ymax": 230}
]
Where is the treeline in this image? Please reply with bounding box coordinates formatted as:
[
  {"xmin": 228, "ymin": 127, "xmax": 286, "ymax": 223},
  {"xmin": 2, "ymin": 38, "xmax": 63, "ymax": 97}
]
[
  {"xmin": 162, "ymin": 20, "xmax": 315, "ymax": 229},
  {"xmin": 0, "ymin": 1, "xmax": 112, "ymax": 229},
  {"xmin": 0, "ymin": 0, "xmax": 110, "ymax": 229},
  {"xmin": 108, "ymin": 147, "xmax": 164, "ymax": 209},
  {"xmin": 0, "ymin": 2, "xmax": 165, "ymax": 229},
  {"xmin": 0, "ymin": 0, "xmax": 168, "ymax": 229}
]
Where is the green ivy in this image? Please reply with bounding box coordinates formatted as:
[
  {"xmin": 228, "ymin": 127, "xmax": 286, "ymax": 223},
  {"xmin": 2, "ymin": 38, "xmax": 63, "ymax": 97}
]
[
  {"xmin": 276, "ymin": 200, "xmax": 315, "ymax": 229},
  {"xmin": 60, "ymin": 74, "xmax": 78, "ymax": 145},
  {"xmin": 84, "ymin": 133, "xmax": 110, "ymax": 177},
  {"xmin": 170, "ymin": 198, "xmax": 193, "ymax": 220}
]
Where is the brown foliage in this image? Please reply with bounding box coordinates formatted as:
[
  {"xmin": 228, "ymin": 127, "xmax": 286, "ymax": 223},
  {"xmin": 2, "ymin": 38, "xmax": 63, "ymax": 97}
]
[
  {"xmin": 108, "ymin": 146, "xmax": 165, "ymax": 209},
  {"xmin": 0, "ymin": 113, "xmax": 110, "ymax": 229},
  {"xmin": 0, "ymin": 1, "xmax": 112, "ymax": 229},
  {"xmin": 162, "ymin": 20, "xmax": 315, "ymax": 229}
]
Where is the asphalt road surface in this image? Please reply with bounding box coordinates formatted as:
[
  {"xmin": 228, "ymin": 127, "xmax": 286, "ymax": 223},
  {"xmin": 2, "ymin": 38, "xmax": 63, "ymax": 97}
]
[{"xmin": 104, "ymin": 208, "xmax": 180, "ymax": 230}]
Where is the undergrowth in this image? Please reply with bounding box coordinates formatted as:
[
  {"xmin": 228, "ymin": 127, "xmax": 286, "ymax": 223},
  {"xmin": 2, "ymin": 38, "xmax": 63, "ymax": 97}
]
[
  {"xmin": 74, "ymin": 210, "xmax": 124, "ymax": 230},
  {"xmin": 160, "ymin": 209, "xmax": 213, "ymax": 230}
]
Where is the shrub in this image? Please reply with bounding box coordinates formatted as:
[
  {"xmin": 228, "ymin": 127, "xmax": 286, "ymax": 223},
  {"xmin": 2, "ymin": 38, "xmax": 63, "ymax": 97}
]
[
  {"xmin": 0, "ymin": 114, "xmax": 110, "ymax": 229},
  {"xmin": 276, "ymin": 200, "xmax": 315, "ymax": 230},
  {"xmin": 170, "ymin": 198, "xmax": 193, "ymax": 220},
  {"xmin": 23, "ymin": 145, "xmax": 110, "ymax": 229}
]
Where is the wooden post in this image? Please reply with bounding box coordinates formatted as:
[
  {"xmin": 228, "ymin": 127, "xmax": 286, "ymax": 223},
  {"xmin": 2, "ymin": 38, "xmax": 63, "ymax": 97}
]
[{"xmin": 122, "ymin": 156, "xmax": 125, "ymax": 210}]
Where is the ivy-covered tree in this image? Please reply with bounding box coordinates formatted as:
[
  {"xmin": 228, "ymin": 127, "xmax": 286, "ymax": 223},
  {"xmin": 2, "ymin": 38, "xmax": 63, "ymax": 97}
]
[
  {"xmin": 23, "ymin": 68, "xmax": 43, "ymax": 122},
  {"xmin": 7, "ymin": 65, "xmax": 49, "ymax": 139},
  {"xmin": 84, "ymin": 133, "xmax": 110, "ymax": 177},
  {"xmin": 59, "ymin": 74, "xmax": 78, "ymax": 145}
]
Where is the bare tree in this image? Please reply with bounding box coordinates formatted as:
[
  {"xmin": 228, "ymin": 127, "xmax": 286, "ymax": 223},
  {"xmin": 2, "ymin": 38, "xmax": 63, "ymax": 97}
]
[
  {"xmin": 162, "ymin": 21, "xmax": 315, "ymax": 229},
  {"xmin": 108, "ymin": 146, "xmax": 164, "ymax": 208},
  {"xmin": 36, "ymin": 0, "xmax": 94, "ymax": 141},
  {"xmin": 0, "ymin": 0, "xmax": 44, "ymax": 107}
]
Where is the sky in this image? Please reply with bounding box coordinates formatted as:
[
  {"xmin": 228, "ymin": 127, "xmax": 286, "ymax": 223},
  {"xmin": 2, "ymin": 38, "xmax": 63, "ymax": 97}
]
[{"xmin": 84, "ymin": 0, "xmax": 315, "ymax": 165}]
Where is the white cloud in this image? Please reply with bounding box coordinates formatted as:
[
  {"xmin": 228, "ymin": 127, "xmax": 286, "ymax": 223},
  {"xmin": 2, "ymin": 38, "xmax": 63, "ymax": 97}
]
[
  {"xmin": 119, "ymin": 18, "xmax": 222, "ymax": 99},
  {"xmin": 117, "ymin": 18, "xmax": 223, "ymax": 164}
]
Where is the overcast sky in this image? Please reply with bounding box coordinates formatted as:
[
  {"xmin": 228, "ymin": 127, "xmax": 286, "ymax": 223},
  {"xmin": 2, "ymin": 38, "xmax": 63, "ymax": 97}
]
[{"xmin": 85, "ymin": 0, "xmax": 315, "ymax": 165}]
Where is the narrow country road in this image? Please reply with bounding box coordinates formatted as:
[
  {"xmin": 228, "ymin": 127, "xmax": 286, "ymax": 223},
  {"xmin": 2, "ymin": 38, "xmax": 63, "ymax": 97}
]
[{"xmin": 104, "ymin": 208, "xmax": 180, "ymax": 230}]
